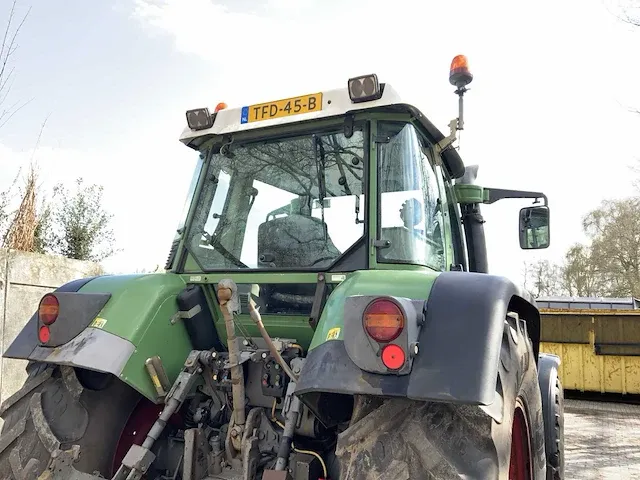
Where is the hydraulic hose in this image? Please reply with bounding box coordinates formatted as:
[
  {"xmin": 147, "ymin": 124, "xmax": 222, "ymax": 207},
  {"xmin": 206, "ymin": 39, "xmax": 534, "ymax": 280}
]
[
  {"xmin": 217, "ymin": 280, "xmax": 246, "ymax": 437},
  {"xmin": 274, "ymin": 394, "xmax": 301, "ymax": 471},
  {"xmin": 247, "ymin": 295, "xmax": 298, "ymax": 382}
]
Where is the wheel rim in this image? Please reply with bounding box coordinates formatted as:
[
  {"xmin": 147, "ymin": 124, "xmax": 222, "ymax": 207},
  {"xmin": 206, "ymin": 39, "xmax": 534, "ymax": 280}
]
[
  {"xmin": 111, "ymin": 397, "xmax": 182, "ymax": 476},
  {"xmin": 509, "ymin": 401, "xmax": 532, "ymax": 480}
]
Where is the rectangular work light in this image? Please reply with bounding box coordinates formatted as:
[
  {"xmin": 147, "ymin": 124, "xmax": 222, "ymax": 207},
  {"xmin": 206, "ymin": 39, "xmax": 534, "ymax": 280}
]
[
  {"xmin": 186, "ymin": 108, "xmax": 214, "ymax": 131},
  {"xmin": 348, "ymin": 73, "xmax": 382, "ymax": 103}
]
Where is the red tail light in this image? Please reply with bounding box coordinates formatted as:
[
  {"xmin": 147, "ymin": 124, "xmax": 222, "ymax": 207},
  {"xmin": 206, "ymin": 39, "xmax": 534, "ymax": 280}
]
[
  {"xmin": 363, "ymin": 298, "xmax": 404, "ymax": 342},
  {"xmin": 381, "ymin": 344, "xmax": 405, "ymax": 370},
  {"xmin": 39, "ymin": 294, "xmax": 59, "ymax": 325},
  {"xmin": 38, "ymin": 325, "xmax": 51, "ymax": 343}
]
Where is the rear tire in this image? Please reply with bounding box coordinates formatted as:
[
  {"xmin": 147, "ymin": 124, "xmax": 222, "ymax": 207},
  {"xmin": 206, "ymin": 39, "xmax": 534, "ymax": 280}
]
[
  {"xmin": 335, "ymin": 311, "xmax": 547, "ymax": 480},
  {"xmin": 0, "ymin": 363, "xmax": 141, "ymax": 479},
  {"xmin": 537, "ymin": 353, "xmax": 565, "ymax": 480}
]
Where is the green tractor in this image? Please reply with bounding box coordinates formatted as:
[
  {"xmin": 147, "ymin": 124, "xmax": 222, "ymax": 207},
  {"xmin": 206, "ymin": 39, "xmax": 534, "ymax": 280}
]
[{"xmin": 0, "ymin": 56, "xmax": 563, "ymax": 480}]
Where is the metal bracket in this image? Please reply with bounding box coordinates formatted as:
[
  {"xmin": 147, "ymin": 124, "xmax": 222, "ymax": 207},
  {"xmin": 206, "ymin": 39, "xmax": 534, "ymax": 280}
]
[
  {"xmin": 121, "ymin": 444, "xmax": 155, "ymax": 473},
  {"xmin": 170, "ymin": 304, "xmax": 202, "ymax": 324},
  {"xmin": 308, "ymin": 273, "xmax": 327, "ymax": 330},
  {"xmin": 372, "ymin": 239, "xmax": 390, "ymax": 249},
  {"xmin": 435, "ymin": 118, "xmax": 458, "ymax": 154},
  {"xmin": 343, "ymin": 114, "xmax": 355, "ymax": 138}
]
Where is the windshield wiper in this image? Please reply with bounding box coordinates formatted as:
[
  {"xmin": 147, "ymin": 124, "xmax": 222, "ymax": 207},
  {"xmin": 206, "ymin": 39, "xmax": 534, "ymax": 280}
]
[
  {"xmin": 204, "ymin": 232, "xmax": 249, "ymax": 269},
  {"xmin": 313, "ymin": 135, "xmax": 327, "ymax": 205},
  {"xmin": 313, "ymin": 135, "xmax": 329, "ymax": 242}
]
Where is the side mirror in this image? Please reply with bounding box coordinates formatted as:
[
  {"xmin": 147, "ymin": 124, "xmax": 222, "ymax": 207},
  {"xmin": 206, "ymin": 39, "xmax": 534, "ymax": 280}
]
[{"xmin": 519, "ymin": 205, "xmax": 550, "ymax": 249}]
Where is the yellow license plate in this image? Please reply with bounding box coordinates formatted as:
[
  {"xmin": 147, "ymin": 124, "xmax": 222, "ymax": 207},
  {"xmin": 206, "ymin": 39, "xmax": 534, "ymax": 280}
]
[{"xmin": 241, "ymin": 93, "xmax": 323, "ymax": 124}]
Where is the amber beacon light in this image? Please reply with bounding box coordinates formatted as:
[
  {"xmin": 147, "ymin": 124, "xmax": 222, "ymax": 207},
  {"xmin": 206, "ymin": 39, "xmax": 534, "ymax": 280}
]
[
  {"xmin": 449, "ymin": 54, "xmax": 473, "ymax": 89},
  {"xmin": 447, "ymin": 54, "xmax": 473, "ymax": 131}
]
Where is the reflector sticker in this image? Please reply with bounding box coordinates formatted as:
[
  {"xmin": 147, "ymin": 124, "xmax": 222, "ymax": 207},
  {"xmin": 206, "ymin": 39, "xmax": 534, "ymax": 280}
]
[
  {"xmin": 331, "ymin": 274, "xmax": 346, "ymax": 282},
  {"xmin": 326, "ymin": 327, "xmax": 341, "ymax": 341},
  {"xmin": 91, "ymin": 317, "xmax": 107, "ymax": 329},
  {"xmin": 150, "ymin": 373, "xmax": 162, "ymax": 391}
]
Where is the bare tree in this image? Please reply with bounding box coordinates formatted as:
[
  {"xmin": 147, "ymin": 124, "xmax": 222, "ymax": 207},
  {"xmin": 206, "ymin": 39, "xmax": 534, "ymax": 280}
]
[
  {"xmin": 522, "ymin": 259, "xmax": 565, "ymax": 297},
  {"xmin": 614, "ymin": 0, "xmax": 640, "ymax": 26},
  {"xmin": 0, "ymin": 0, "xmax": 32, "ymax": 130},
  {"xmin": 530, "ymin": 198, "xmax": 640, "ymax": 299},
  {"xmin": 582, "ymin": 198, "xmax": 640, "ymax": 296},
  {"xmin": 3, "ymin": 117, "xmax": 49, "ymax": 252},
  {"xmin": 0, "ymin": 0, "xmax": 32, "ymax": 242},
  {"xmin": 561, "ymin": 244, "xmax": 607, "ymax": 297},
  {"xmin": 0, "ymin": 167, "xmax": 21, "ymax": 240},
  {"xmin": 3, "ymin": 163, "xmax": 37, "ymax": 250}
]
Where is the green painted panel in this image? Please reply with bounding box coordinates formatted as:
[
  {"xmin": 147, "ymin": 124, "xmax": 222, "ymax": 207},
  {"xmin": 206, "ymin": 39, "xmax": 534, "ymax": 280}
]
[
  {"xmin": 454, "ymin": 184, "xmax": 486, "ymax": 204},
  {"xmin": 119, "ymin": 294, "xmax": 194, "ymax": 402},
  {"xmin": 309, "ymin": 269, "xmax": 440, "ymax": 350},
  {"xmin": 78, "ymin": 273, "xmax": 191, "ymax": 402},
  {"xmin": 78, "ymin": 273, "xmax": 187, "ymax": 343}
]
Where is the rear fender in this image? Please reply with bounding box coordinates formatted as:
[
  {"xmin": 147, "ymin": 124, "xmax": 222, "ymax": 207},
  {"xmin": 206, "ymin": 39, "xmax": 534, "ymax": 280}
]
[
  {"xmin": 295, "ymin": 271, "xmax": 541, "ymax": 422},
  {"xmin": 3, "ymin": 274, "xmax": 198, "ymax": 403},
  {"xmin": 4, "ymin": 275, "xmax": 104, "ymax": 358},
  {"xmin": 2, "ymin": 275, "xmax": 139, "ymax": 390}
]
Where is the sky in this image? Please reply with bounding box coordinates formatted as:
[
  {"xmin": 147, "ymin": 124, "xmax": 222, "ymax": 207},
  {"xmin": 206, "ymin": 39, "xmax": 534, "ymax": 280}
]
[{"xmin": 1, "ymin": 0, "xmax": 640, "ymax": 285}]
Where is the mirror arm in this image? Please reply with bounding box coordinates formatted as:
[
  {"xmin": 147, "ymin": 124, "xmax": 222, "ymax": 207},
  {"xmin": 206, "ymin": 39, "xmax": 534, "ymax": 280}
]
[{"xmin": 484, "ymin": 188, "xmax": 547, "ymax": 206}]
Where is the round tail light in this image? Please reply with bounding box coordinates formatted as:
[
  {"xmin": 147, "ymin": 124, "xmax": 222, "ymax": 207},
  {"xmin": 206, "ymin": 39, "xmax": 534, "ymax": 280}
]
[
  {"xmin": 381, "ymin": 344, "xmax": 406, "ymax": 370},
  {"xmin": 38, "ymin": 325, "xmax": 51, "ymax": 343},
  {"xmin": 39, "ymin": 294, "xmax": 59, "ymax": 325},
  {"xmin": 363, "ymin": 299, "xmax": 404, "ymax": 342}
]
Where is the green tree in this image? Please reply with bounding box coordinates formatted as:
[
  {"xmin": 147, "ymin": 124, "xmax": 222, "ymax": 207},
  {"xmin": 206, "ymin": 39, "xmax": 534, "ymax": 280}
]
[{"xmin": 42, "ymin": 178, "xmax": 117, "ymax": 262}]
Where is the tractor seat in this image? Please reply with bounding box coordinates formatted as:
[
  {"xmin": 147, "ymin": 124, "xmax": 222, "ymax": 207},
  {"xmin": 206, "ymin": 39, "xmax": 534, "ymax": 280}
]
[{"xmin": 257, "ymin": 214, "xmax": 340, "ymax": 268}]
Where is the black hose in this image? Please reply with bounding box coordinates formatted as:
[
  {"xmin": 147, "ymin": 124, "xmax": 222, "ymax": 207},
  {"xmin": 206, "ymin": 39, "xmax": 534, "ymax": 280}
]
[{"xmin": 274, "ymin": 407, "xmax": 300, "ymax": 471}]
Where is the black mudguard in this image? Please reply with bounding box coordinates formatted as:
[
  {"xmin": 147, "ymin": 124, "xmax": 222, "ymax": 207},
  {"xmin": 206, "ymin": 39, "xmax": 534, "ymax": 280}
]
[
  {"xmin": 3, "ymin": 276, "xmax": 103, "ymax": 359},
  {"xmin": 538, "ymin": 353, "xmax": 564, "ymax": 479},
  {"xmin": 296, "ymin": 271, "xmax": 541, "ymax": 409}
]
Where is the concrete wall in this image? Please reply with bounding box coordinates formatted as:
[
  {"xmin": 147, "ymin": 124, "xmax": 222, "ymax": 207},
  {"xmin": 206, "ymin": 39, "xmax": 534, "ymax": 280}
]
[{"xmin": 0, "ymin": 248, "xmax": 102, "ymax": 405}]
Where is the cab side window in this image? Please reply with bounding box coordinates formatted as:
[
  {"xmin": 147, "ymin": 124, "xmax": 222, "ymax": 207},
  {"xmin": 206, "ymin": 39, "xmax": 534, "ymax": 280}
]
[
  {"xmin": 377, "ymin": 121, "xmax": 446, "ymax": 271},
  {"xmin": 438, "ymin": 168, "xmax": 468, "ymax": 271}
]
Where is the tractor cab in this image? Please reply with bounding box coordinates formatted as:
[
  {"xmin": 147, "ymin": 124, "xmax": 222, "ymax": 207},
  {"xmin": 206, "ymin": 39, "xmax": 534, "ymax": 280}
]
[
  {"xmin": 168, "ymin": 66, "xmax": 551, "ymax": 319},
  {"xmin": 169, "ymin": 78, "xmax": 470, "ymax": 320},
  {"xmin": 172, "ymin": 76, "xmax": 472, "ymax": 275}
]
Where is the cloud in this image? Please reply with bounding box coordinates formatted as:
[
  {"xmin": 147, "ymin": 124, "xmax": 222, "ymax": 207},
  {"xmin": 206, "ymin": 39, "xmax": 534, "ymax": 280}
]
[{"xmin": 129, "ymin": 0, "xmax": 482, "ymax": 110}]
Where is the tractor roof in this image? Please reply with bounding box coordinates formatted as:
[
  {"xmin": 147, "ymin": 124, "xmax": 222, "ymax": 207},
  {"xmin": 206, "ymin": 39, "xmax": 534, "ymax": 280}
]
[
  {"xmin": 178, "ymin": 75, "xmax": 466, "ymax": 179},
  {"xmin": 179, "ymin": 83, "xmax": 412, "ymax": 143}
]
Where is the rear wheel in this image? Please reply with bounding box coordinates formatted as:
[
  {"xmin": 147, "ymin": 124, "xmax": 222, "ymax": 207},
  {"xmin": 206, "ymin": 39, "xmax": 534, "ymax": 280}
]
[
  {"xmin": 0, "ymin": 363, "xmax": 142, "ymax": 479},
  {"xmin": 335, "ymin": 311, "xmax": 547, "ymax": 480},
  {"xmin": 537, "ymin": 354, "xmax": 564, "ymax": 480},
  {"xmin": 509, "ymin": 400, "xmax": 533, "ymax": 480}
]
